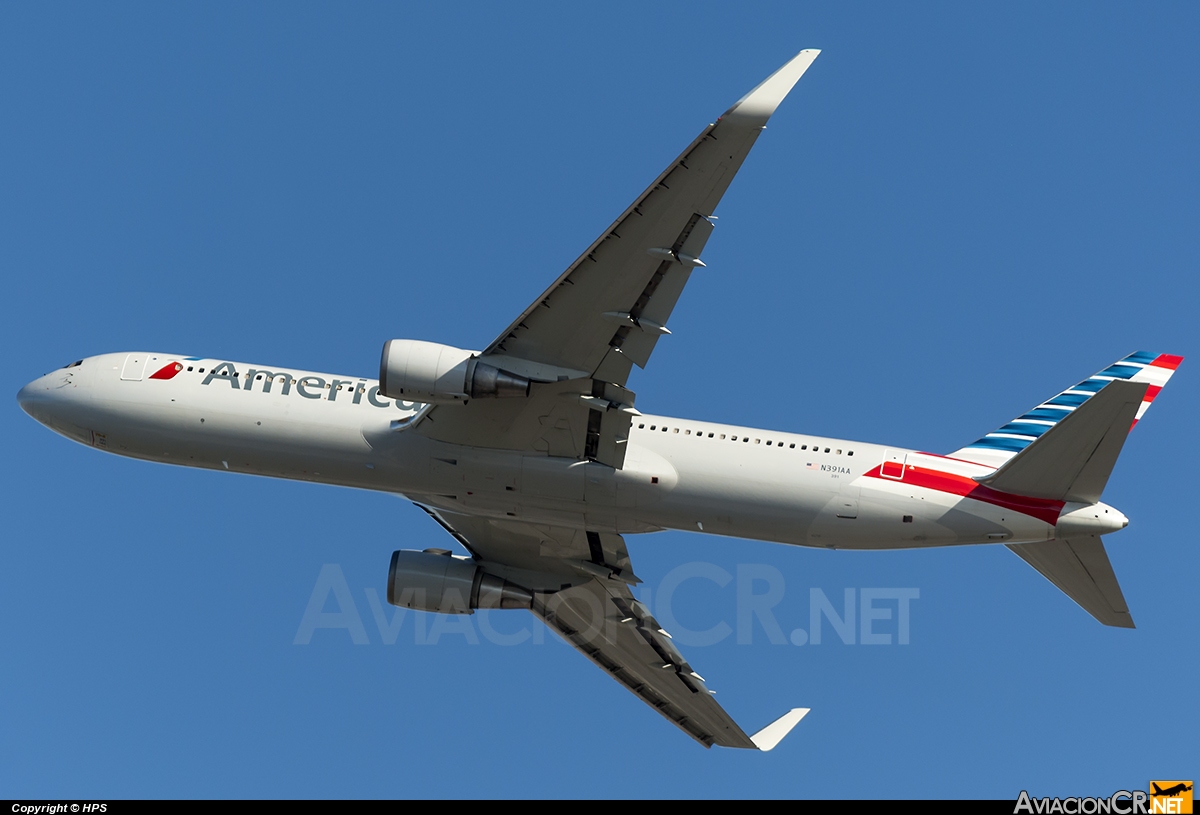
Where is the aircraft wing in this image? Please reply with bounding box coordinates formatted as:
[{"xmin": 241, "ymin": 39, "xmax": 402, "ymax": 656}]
[
  {"xmin": 412, "ymin": 50, "xmax": 820, "ymax": 467},
  {"xmin": 480, "ymin": 48, "xmax": 821, "ymax": 383},
  {"xmin": 418, "ymin": 505, "xmax": 808, "ymax": 749}
]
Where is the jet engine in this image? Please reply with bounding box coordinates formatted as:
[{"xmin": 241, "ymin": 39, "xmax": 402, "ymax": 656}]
[
  {"xmin": 379, "ymin": 339, "xmax": 531, "ymax": 403},
  {"xmin": 387, "ymin": 549, "xmax": 533, "ymax": 614}
]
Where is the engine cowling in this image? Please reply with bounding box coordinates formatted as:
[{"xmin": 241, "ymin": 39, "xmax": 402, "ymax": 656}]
[
  {"xmin": 387, "ymin": 549, "xmax": 533, "ymax": 614},
  {"xmin": 378, "ymin": 339, "xmax": 531, "ymax": 403}
]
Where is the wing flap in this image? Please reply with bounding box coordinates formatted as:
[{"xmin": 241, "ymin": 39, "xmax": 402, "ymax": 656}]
[
  {"xmin": 416, "ymin": 376, "xmax": 632, "ymax": 468},
  {"xmin": 534, "ymin": 580, "xmax": 757, "ymax": 749}
]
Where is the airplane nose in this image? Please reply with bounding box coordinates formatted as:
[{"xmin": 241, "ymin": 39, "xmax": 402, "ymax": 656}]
[
  {"xmin": 17, "ymin": 369, "xmax": 82, "ymax": 425},
  {"xmin": 17, "ymin": 367, "xmax": 96, "ymax": 444},
  {"xmin": 17, "ymin": 378, "xmax": 48, "ymax": 419}
]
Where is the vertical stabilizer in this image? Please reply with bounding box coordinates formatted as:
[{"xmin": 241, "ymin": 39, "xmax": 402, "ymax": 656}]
[{"xmin": 951, "ymin": 352, "xmax": 1183, "ymax": 470}]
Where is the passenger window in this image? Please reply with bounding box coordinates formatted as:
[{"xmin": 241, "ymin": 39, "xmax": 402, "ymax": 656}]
[
  {"xmin": 650, "ymin": 425, "xmax": 656, "ymax": 430},
  {"xmin": 199, "ymin": 368, "xmax": 205, "ymax": 373},
  {"xmin": 848, "ymin": 451, "xmax": 854, "ymax": 457},
  {"xmin": 673, "ymin": 428, "xmax": 679, "ymax": 434},
  {"xmin": 836, "ymin": 449, "xmax": 841, "ymax": 455},
  {"xmin": 685, "ymin": 429, "xmax": 690, "ymax": 435},
  {"xmin": 824, "ymin": 448, "xmax": 830, "ymax": 453},
  {"xmin": 789, "ymin": 443, "xmax": 795, "ymax": 448},
  {"xmin": 187, "ymin": 366, "xmax": 193, "ymax": 372},
  {"xmin": 719, "ymin": 434, "xmax": 726, "ymax": 440},
  {"xmin": 708, "ymin": 433, "xmax": 714, "ymax": 438},
  {"xmin": 801, "ymin": 445, "xmax": 807, "ymax": 450},
  {"xmin": 639, "ymin": 423, "xmax": 645, "ymax": 429},
  {"xmin": 743, "ymin": 438, "xmax": 749, "ymax": 443},
  {"xmin": 754, "ymin": 439, "xmax": 760, "ymax": 444}
]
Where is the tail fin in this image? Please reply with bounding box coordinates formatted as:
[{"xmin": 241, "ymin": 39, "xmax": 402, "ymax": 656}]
[
  {"xmin": 951, "ymin": 351, "xmax": 1183, "ymax": 472},
  {"xmin": 956, "ymin": 353, "xmax": 1183, "ymax": 629}
]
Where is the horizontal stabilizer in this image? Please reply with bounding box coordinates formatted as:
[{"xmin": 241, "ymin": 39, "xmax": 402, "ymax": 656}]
[
  {"xmin": 976, "ymin": 380, "xmax": 1146, "ymax": 503},
  {"xmin": 1007, "ymin": 536, "xmax": 1134, "ymax": 628},
  {"xmin": 750, "ymin": 708, "xmax": 810, "ymax": 751}
]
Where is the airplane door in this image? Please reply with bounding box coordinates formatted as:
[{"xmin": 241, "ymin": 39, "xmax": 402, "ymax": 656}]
[
  {"xmin": 881, "ymin": 449, "xmax": 906, "ymax": 480},
  {"xmin": 121, "ymin": 353, "xmax": 149, "ymax": 381}
]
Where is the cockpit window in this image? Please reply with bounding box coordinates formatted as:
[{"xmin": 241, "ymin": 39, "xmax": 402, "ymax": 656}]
[{"xmin": 64, "ymin": 360, "xmax": 83, "ymax": 368}]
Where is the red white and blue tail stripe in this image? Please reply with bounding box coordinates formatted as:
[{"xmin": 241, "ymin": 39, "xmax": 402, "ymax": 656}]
[{"xmin": 950, "ymin": 351, "xmax": 1183, "ymax": 469}]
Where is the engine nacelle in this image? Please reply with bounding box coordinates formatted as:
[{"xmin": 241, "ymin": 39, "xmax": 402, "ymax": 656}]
[
  {"xmin": 378, "ymin": 339, "xmax": 531, "ymax": 403},
  {"xmin": 386, "ymin": 549, "xmax": 533, "ymax": 614}
]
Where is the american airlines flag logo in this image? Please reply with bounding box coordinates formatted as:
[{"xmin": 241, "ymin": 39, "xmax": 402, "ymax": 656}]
[{"xmin": 806, "ymin": 462, "xmax": 818, "ymax": 470}]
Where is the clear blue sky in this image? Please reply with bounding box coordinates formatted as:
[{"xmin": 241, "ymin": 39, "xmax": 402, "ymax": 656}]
[{"xmin": 3, "ymin": 2, "xmax": 1196, "ymax": 799}]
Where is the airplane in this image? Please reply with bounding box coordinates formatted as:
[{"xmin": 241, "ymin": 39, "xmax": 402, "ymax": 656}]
[
  {"xmin": 1152, "ymin": 783, "xmax": 1193, "ymax": 798},
  {"xmin": 16, "ymin": 49, "xmax": 1183, "ymax": 751}
]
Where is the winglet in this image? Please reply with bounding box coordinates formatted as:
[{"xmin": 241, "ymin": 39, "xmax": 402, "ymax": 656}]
[
  {"xmin": 749, "ymin": 707, "xmax": 810, "ymax": 751},
  {"xmin": 722, "ymin": 49, "xmax": 820, "ymax": 126}
]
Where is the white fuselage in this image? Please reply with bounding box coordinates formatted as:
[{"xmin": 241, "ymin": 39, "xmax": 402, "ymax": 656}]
[{"xmin": 19, "ymin": 352, "xmax": 1117, "ymax": 551}]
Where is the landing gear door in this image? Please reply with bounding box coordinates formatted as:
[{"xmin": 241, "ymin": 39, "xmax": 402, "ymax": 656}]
[{"xmin": 881, "ymin": 449, "xmax": 907, "ymax": 480}]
